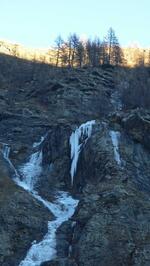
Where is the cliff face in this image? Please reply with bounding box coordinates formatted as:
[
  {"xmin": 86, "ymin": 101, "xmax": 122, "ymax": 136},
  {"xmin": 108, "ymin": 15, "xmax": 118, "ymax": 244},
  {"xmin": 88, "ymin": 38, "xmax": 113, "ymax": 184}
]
[
  {"xmin": 70, "ymin": 118, "xmax": 150, "ymax": 266},
  {"xmin": 0, "ymin": 53, "xmax": 150, "ymax": 266}
]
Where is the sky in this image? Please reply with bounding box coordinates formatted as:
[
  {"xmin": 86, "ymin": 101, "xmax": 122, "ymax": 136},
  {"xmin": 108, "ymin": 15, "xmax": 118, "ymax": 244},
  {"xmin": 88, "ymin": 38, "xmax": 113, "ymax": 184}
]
[{"xmin": 0, "ymin": 0, "xmax": 149, "ymax": 48}]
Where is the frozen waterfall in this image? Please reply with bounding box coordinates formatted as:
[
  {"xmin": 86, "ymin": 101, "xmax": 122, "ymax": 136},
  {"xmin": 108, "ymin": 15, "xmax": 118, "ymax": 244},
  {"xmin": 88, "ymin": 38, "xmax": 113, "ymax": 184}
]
[
  {"xmin": 0, "ymin": 137, "xmax": 79, "ymax": 266},
  {"xmin": 19, "ymin": 192, "xmax": 78, "ymax": 266},
  {"xmin": 70, "ymin": 120, "xmax": 95, "ymax": 186},
  {"xmin": 18, "ymin": 138, "xmax": 78, "ymax": 265},
  {"xmin": 109, "ymin": 130, "xmax": 122, "ymax": 166},
  {"xmin": 19, "ymin": 151, "xmax": 43, "ymax": 191},
  {"xmin": 1, "ymin": 143, "xmax": 20, "ymax": 178}
]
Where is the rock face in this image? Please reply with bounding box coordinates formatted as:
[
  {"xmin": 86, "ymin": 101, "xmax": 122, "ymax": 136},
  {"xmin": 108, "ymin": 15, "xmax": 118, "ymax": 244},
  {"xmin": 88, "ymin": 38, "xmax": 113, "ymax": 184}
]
[
  {"xmin": 121, "ymin": 109, "xmax": 150, "ymax": 150},
  {"xmin": 70, "ymin": 124, "xmax": 150, "ymax": 266},
  {"xmin": 0, "ymin": 53, "xmax": 150, "ymax": 266}
]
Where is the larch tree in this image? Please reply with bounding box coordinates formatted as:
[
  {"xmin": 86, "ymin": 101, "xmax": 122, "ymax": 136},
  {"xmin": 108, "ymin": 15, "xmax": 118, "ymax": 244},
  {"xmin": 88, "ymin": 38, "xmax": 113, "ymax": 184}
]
[
  {"xmin": 76, "ymin": 40, "xmax": 85, "ymax": 67},
  {"xmin": 60, "ymin": 43, "xmax": 68, "ymax": 66},
  {"xmin": 93, "ymin": 37, "xmax": 102, "ymax": 66},
  {"xmin": 148, "ymin": 50, "xmax": 150, "ymax": 66},
  {"xmin": 104, "ymin": 27, "xmax": 123, "ymax": 65},
  {"xmin": 86, "ymin": 38, "xmax": 103, "ymax": 67},
  {"xmin": 100, "ymin": 40, "xmax": 109, "ymax": 65},
  {"xmin": 70, "ymin": 33, "xmax": 80, "ymax": 67},
  {"xmin": 55, "ymin": 35, "xmax": 64, "ymax": 67},
  {"xmin": 86, "ymin": 39, "xmax": 93, "ymax": 66}
]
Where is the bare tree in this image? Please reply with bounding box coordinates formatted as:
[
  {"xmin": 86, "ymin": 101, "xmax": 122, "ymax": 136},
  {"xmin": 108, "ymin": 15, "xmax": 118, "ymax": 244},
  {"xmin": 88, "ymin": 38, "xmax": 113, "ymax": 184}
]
[
  {"xmin": 61, "ymin": 43, "xmax": 68, "ymax": 66},
  {"xmin": 148, "ymin": 50, "xmax": 150, "ymax": 66},
  {"xmin": 122, "ymin": 67, "xmax": 150, "ymax": 109},
  {"xmin": 67, "ymin": 33, "xmax": 81, "ymax": 67},
  {"xmin": 93, "ymin": 37, "xmax": 102, "ymax": 66},
  {"xmin": 76, "ymin": 40, "xmax": 85, "ymax": 67},
  {"xmin": 55, "ymin": 35, "xmax": 64, "ymax": 67},
  {"xmin": 12, "ymin": 44, "xmax": 19, "ymax": 57},
  {"xmin": 104, "ymin": 27, "xmax": 123, "ymax": 65},
  {"xmin": 86, "ymin": 38, "xmax": 102, "ymax": 66},
  {"xmin": 52, "ymin": 28, "xmax": 124, "ymax": 67},
  {"xmin": 86, "ymin": 39, "xmax": 92, "ymax": 66},
  {"xmin": 100, "ymin": 40, "xmax": 109, "ymax": 65}
]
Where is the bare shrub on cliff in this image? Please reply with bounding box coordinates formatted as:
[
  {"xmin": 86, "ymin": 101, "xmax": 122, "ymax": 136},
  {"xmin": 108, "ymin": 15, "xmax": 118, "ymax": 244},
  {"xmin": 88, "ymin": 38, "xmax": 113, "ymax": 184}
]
[{"xmin": 121, "ymin": 66, "xmax": 150, "ymax": 110}]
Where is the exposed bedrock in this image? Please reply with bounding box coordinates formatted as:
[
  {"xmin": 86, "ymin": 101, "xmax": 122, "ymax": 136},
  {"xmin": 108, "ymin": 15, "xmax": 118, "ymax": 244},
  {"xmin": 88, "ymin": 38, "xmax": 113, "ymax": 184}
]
[{"xmin": 0, "ymin": 57, "xmax": 150, "ymax": 265}]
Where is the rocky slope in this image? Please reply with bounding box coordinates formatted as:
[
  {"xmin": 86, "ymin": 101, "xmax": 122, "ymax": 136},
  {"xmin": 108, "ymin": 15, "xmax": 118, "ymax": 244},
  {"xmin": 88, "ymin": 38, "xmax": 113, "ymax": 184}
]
[{"xmin": 0, "ymin": 53, "xmax": 150, "ymax": 265}]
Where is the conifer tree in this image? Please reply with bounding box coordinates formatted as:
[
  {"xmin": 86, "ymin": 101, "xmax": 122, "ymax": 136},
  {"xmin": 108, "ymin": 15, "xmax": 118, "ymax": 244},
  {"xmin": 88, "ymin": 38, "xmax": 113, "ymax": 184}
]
[{"xmin": 104, "ymin": 27, "xmax": 123, "ymax": 65}]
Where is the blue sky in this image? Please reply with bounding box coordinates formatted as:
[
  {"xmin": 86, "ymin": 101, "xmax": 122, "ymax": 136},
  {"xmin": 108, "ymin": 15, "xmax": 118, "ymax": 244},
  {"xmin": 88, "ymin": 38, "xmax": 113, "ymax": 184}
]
[{"xmin": 0, "ymin": 0, "xmax": 149, "ymax": 48}]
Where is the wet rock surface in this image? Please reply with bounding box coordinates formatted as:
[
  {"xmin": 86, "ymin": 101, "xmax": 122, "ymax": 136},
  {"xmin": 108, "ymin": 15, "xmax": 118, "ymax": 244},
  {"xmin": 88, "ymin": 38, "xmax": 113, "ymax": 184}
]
[{"xmin": 0, "ymin": 54, "xmax": 150, "ymax": 265}]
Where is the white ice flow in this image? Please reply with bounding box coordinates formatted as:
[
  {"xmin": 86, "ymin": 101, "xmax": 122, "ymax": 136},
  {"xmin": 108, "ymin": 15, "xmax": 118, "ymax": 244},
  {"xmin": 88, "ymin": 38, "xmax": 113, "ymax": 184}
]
[
  {"xmin": 70, "ymin": 120, "xmax": 95, "ymax": 186},
  {"xmin": 0, "ymin": 138, "xmax": 78, "ymax": 266},
  {"xmin": 1, "ymin": 143, "xmax": 20, "ymax": 178},
  {"xmin": 18, "ymin": 151, "xmax": 43, "ymax": 191},
  {"xmin": 19, "ymin": 192, "xmax": 78, "ymax": 266},
  {"xmin": 109, "ymin": 130, "xmax": 121, "ymax": 166},
  {"xmin": 33, "ymin": 134, "xmax": 47, "ymax": 148}
]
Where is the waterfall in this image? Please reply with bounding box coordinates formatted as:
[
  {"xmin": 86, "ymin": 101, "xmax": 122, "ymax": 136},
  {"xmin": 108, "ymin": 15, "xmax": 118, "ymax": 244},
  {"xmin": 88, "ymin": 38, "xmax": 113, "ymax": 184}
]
[
  {"xmin": 19, "ymin": 192, "xmax": 78, "ymax": 266},
  {"xmin": 33, "ymin": 133, "xmax": 47, "ymax": 148},
  {"xmin": 0, "ymin": 136, "xmax": 79, "ymax": 265},
  {"xmin": 19, "ymin": 151, "xmax": 43, "ymax": 191},
  {"xmin": 109, "ymin": 130, "xmax": 122, "ymax": 166},
  {"xmin": 70, "ymin": 120, "xmax": 95, "ymax": 186},
  {"xmin": 0, "ymin": 140, "xmax": 43, "ymax": 192},
  {"xmin": 18, "ymin": 140, "xmax": 78, "ymax": 265},
  {"xmin": 1, "ymin": 143, "xmax": 20, "ymax": 178}
]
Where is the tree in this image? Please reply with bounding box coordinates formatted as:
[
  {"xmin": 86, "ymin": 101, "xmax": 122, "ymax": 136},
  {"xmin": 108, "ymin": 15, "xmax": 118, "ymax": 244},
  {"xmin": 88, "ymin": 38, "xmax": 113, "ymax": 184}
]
[
  {"xmin": 61, "ymin": 43, "xmax": 68, "ymax": 66},
  {"xmin": 67, "ymin": 33, "xmax": 80, "ymax": 67},
  {"xmin": 100, "ymin": 40, "xmax": 109, "ymax": 65},
  {"xmin": 55, "ymin": 35, "xmax": 64, "ymax": 67},
  {"xmin": 55, "ymin": 33, "xmax": 85, "ymax": 67},
  {"xmin": 93, "ymin": 37, "xmax": 102, "ymax": 66},
  {"xmin": 76, "ymin": 40, "xmax": 85, "ymax": 67},
  {"xmin": 86, "ymin": 39, "xmax": 92, "ymax": 66},
  {"xmin": 12, "ymin": 44, "xmax": 19, "ymax": 57},
  {"xmin": 85, "ymin": 38, "xmax": 102, "ymax": 67},
  {"xmin": 104, "ymin": 27, "xmax": 123, "ymax": 65},
  {"xmin": 148, "ymin": 50, "xmax": 150, "ymax": 66},
  {"xmin": 113, "ymin": 43, "xmax": 124, "ymax": 65}
]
